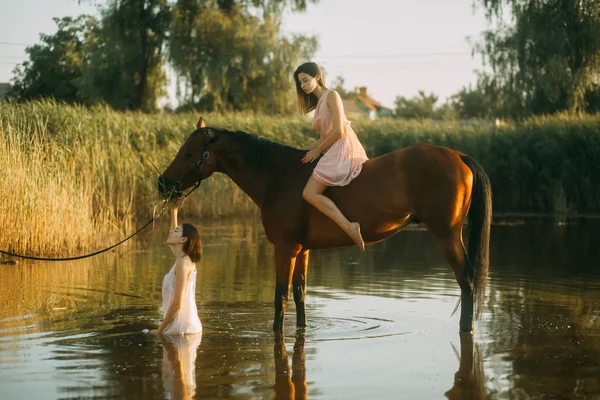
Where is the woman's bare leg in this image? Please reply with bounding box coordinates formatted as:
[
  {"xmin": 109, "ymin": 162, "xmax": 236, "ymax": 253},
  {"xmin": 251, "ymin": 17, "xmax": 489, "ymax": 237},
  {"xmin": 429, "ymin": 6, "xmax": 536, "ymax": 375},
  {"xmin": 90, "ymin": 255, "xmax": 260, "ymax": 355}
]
[{"xmin": 302, "ymin": 175, "xmax": 365, "ymax": 251}]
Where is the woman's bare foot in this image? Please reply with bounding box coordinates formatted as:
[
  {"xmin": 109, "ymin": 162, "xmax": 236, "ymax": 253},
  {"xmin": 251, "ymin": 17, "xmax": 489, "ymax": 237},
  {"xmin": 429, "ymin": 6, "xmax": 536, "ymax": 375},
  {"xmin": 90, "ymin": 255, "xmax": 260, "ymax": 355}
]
[{"xmin": 348, "ymin": 222, "xmax": 365, "ymax": 252}]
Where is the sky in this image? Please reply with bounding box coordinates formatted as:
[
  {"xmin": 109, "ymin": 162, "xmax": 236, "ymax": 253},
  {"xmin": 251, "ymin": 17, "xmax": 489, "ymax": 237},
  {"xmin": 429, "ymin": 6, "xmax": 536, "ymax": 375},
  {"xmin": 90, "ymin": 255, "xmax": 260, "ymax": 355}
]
[{"xmin": 0, "ymin": 0, "xmax": 491, "ymax": 108}]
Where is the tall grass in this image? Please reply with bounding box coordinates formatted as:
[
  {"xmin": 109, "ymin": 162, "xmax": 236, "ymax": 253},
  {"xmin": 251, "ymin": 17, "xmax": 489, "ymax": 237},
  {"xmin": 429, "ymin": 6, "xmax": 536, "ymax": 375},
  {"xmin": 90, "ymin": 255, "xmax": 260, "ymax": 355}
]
[
  {"xmin": 0, "ymin": 103, "xmax": 134, "ymax": 256},
  {"xmin": 2, "ymin": 100, "xmax": 600, "ymax": 255},
  {"xmin": 0, "ymin": 100, "xmax": 312, "ymax": 256}
]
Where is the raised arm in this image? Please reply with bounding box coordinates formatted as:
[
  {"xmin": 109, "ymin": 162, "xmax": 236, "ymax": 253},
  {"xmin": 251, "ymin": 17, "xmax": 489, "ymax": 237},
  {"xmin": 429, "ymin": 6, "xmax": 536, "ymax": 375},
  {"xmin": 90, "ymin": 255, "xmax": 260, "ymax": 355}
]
[{"xmin": 170, "ymin": 197, "xmax": 185, "ymax": 230}]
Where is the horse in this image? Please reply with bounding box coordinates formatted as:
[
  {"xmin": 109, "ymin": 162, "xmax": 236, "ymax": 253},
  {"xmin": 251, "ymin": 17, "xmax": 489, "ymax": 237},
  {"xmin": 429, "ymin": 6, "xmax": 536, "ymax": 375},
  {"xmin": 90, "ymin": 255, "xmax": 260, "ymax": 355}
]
[{"xmin": 158, "ymin": 117, "xmax": 492, "ymax": 335}]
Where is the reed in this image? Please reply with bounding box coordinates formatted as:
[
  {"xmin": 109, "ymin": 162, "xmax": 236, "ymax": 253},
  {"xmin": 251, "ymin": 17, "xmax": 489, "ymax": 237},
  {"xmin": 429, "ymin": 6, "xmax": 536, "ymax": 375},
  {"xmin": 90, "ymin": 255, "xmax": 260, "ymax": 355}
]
[{"xmin": 2, "ymin": 100, "xmax": 600, "ymax": 255}]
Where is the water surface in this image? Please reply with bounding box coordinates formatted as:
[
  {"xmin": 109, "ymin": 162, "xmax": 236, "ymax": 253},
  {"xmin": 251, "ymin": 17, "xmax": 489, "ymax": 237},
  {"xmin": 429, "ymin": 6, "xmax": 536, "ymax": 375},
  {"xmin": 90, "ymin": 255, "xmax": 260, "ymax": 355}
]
[{"xmin": 1, "ymin": 216, "xmax": 599, "ymax": 399}]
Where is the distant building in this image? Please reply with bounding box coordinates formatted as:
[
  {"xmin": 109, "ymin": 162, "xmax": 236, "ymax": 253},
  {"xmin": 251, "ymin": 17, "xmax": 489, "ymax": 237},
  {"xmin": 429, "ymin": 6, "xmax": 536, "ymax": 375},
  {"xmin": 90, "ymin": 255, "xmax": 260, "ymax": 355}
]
[
  {"xmin": 342, "ymin": 87, "xmax": 394, "ymax": 120},
  {"xmin": 0, "ymin": 83, "xmax": 10, "ymax": 100}
]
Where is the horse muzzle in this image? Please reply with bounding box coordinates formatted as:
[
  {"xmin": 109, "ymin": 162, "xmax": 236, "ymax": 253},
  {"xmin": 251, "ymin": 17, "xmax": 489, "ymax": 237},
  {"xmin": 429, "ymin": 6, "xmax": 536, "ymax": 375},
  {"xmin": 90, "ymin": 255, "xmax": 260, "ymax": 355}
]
[{"xmin": 158, "ymin": 176, "xmax": 182, "ymax": 198}]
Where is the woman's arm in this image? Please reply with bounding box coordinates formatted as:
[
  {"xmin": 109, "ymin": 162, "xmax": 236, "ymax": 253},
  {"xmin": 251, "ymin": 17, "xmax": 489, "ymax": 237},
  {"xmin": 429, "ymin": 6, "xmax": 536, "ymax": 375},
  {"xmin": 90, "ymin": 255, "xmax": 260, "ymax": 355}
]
[
  {"xmin": 302, "ymin": 90, "xmax": 345, "ymax": 163},
  {"xmin": 157, "ymin": 260, "xmax": 192, "ymax": 333},
  {"xmin": 170, "ymin": 197, "xmax": 185, "ymax": 230},
  {"xmin": 301, "ymin": 137, "xmax": 324, "ymax": 150},
  {"xmin": 315, "ymin": 90, "xmax": 345, "ymax": 153}
]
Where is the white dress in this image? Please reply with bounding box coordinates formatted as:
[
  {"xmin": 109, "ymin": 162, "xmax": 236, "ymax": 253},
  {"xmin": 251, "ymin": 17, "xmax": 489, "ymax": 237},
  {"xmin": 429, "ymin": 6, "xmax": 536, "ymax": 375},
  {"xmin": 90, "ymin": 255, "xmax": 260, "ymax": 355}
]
[
  {"xmin": 162, "ymin": 333, "xmax": 202, "ymax": 399},
  {"xmin": 161, "ymin": 263, "xmax": 202, "ymax": 335}
]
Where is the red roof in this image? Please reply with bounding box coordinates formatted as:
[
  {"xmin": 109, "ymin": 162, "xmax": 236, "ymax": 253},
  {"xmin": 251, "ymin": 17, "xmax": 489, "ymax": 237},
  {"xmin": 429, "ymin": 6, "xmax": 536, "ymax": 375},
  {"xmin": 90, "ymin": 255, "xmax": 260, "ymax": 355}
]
[{"xmin": 356, "ymin": 95, "xmax": 391, "ymax": 112}]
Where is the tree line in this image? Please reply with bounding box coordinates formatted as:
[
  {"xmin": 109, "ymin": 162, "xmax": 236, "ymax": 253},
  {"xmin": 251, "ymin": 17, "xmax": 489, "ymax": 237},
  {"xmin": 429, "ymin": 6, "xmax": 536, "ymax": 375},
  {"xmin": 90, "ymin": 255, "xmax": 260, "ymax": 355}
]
[
  {"xmin": 7, "ymin": 0, "xmax": 317, "ymax": 113},
  {"xmin": 6, "ymin": 0, "xmax": 600, "ymax": 119}
]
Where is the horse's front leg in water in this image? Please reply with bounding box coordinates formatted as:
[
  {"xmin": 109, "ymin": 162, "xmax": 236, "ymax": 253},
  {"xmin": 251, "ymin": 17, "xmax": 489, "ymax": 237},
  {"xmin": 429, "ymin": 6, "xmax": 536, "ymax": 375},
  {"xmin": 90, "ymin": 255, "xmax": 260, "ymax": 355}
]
[
  {"xmin": 273, "ymin": 243, "xmax": 302, "ymax": 332},
  {"xmin": 292, "ymin": 249, "xmax": 309, "ymax": 328}
]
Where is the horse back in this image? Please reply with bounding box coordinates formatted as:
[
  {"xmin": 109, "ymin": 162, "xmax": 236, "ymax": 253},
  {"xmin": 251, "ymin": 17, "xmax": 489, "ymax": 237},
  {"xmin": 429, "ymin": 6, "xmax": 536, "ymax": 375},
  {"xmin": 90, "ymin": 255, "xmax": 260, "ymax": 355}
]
[{"xmin": 262, "ymin": 144, "xmax": 473, "ymax": 248}]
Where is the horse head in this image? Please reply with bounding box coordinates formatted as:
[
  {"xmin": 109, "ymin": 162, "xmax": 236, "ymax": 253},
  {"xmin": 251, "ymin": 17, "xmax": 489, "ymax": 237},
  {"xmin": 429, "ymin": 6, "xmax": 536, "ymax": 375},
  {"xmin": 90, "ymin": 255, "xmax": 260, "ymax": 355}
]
[{"xmin": 158, "ymin": 117, "xmax": 220, "ymax": 199}]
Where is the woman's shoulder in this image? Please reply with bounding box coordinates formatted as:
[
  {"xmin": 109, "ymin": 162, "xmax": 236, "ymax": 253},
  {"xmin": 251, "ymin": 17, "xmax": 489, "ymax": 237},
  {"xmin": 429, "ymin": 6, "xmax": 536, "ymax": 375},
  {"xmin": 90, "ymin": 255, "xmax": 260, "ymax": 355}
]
[
  {"xmin": 325, "ymin": 89, "xmax": 342, "ymax": 101},
  {"xmin": 174, "ymin": 256, "xmax": 195, "ymax": 274},
  {"xmin": 325, "ymin": 89, "xmax": 343, "ymax": 109}
]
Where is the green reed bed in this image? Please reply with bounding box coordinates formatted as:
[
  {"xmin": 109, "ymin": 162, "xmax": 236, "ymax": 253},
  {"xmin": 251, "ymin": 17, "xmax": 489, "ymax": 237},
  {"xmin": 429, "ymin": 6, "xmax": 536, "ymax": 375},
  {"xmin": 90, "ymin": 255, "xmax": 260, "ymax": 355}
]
[{"xmin": 1, "ymin": 100, "xmax": 599, "ymax": 255}]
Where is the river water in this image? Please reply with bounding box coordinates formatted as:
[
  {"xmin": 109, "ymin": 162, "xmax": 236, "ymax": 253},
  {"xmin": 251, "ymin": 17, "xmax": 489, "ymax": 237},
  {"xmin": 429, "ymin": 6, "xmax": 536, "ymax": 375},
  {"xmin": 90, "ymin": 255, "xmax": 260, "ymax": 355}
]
[{"xmin": 1, "ymin": 215, "xmax": 599, "ymax": 399}]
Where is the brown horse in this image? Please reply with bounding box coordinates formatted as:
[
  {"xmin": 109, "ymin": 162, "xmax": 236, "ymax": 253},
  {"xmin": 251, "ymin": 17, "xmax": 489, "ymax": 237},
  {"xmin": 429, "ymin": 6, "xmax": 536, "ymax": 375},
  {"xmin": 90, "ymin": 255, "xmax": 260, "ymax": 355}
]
[{"xmin": 159, "ymin": 118, "xmax": 492, "ymax": 334}]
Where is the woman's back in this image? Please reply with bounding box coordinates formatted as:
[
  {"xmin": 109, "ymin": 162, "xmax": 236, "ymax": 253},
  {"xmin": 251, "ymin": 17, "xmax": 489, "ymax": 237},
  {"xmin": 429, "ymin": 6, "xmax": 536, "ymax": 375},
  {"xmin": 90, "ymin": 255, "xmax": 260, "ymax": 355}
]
[
  {"xmin": 310, "ymin": 89, "xmax": 368, "ymax": 187},
  {"xmin": 162, "ymin": 263, "xmax": 202, "ymax": 335}
]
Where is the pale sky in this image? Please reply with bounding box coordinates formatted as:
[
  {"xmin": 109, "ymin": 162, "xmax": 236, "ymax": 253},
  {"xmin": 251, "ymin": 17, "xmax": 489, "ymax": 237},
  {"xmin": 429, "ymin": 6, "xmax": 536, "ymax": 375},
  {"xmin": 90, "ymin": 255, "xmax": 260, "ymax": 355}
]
[{"xmin": 0, "ymin": 0, "xmax": 490, "ymax": 108}]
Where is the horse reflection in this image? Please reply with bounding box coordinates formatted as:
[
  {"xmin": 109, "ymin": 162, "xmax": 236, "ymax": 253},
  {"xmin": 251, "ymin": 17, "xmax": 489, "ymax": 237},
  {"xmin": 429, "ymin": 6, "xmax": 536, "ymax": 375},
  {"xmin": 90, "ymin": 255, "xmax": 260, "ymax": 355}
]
[
  {"xmin": 445, "ymin": 334, "xmax": 486, "ymax": 400},
  {"xmin": 160, "ymin": 333, "xmax": 202, "ymax": 400},
  {"xmin": 274, "ymin": 332, "xmax": 307, "ymax": 400}
]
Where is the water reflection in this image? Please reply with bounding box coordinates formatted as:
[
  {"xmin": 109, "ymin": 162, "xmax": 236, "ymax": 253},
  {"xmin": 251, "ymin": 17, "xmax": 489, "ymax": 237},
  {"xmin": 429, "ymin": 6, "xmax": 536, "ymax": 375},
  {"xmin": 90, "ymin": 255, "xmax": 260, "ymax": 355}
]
[
  {"xmin": 160, "ymin": 333, "xmax": 202, "ymax": 400},
  {"xmin": 483, "ymin": 278, "xmax": 600, "ymax": 398},
  {"xmin": 274, "ymin": 332, "xmax": 307, "ymax": 400},
  {"xmin": 445, "ymin": 334, "xmax": 485, "ymax": 400},
  {"xmin": 1, "ymin": 216, "xmax": 600, "ymax": 399}
]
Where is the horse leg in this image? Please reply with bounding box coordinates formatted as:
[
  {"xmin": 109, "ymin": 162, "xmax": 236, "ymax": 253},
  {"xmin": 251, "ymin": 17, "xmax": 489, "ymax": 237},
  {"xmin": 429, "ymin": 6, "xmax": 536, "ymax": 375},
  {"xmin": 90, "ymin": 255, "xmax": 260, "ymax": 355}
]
[
  {"xmin": 430, "ymin": 225, "xmax": 474, "ymax": 334},
  {"xmin": 273, "ymin": 333, "xmax": 292, "ymax": 398},
  {"xmin": 273, "ymin": 243, "xmax": 301, "ymax": 333},
  {"xmin": 292, "ymin": 331, "xmax": 307, "ymax": 400},
  {"xmin": 292, "ymin": 249, "xmax": 309, "ymax": 328}
]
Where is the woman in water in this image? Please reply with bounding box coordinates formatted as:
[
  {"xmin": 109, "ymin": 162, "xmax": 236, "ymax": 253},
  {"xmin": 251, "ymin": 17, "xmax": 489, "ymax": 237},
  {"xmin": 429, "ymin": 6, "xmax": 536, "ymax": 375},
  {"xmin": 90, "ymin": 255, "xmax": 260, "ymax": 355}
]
[{"xmin": 152, "ymin": 198, "xmax": 203, "ymax": 335}]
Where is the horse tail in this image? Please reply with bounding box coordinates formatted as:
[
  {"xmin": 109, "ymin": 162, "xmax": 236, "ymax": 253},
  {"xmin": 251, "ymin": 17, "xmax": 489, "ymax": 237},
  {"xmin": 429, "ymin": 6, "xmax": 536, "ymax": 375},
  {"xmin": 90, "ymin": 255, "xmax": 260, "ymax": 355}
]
[{"xmin": 461, "ymin": 155, "xmax": 492, "ymax": 320}]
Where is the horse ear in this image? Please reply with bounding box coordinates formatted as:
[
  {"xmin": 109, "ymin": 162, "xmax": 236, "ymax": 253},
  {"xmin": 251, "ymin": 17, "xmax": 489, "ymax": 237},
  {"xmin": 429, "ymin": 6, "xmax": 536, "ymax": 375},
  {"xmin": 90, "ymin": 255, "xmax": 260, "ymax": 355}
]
[{"xmin": 196, "ymin": 117, "xmax": 206, "ymax": 129}]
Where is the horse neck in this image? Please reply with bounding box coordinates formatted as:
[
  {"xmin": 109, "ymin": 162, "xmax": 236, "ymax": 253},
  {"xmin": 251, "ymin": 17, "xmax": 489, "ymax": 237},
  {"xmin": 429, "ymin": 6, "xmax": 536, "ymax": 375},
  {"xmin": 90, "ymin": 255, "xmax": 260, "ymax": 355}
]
[{"xmin": 214, "ymin": 135, "xmax": 297, "ymax": 207}]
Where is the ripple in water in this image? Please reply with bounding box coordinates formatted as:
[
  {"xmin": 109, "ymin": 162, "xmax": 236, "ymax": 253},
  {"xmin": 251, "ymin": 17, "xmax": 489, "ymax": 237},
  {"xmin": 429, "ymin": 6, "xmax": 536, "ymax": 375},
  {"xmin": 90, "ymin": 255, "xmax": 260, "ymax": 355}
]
[{"xmin": 305, "ymin": 315, "xmax": 409, "ymax": 341}]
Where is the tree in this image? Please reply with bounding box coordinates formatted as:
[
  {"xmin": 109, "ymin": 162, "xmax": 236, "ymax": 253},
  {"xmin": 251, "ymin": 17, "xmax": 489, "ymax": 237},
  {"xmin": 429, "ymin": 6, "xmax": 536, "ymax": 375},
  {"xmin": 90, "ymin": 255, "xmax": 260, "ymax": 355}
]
[
  {"xmin": 331, "ymin": 75, "xmax": 354, "ymax": 98},
  {"xmin": 475, "ymin": 0, "xmax": 600, "ymax": 117},
  {"xmin": 9, "ymin": 0, "xmax": 317, "ymax": 113},
  {"xmin": 214, "ymin": 0, "xmax": 314, "ymax": 14},
  {"xmin": 394, "ymin": 91, "xmax": 440, "ymax": 119},
  {"xmin": 7, "ymin": 16, "xmax": 95, "ymax": 103},
  {"xmin": 8, "ymin": 2, "xmax": 170, "ymax": 112},
  {"xmin": 449, "ymin": 74, "xmax": 504, "ymax": 119},
  {"xmin": 78, "ymin": 0, "xmax": 171, "ymax": 111},
  {"xmin": 168, "ymin": 0, "xmax": 317, "ymax": 113}
]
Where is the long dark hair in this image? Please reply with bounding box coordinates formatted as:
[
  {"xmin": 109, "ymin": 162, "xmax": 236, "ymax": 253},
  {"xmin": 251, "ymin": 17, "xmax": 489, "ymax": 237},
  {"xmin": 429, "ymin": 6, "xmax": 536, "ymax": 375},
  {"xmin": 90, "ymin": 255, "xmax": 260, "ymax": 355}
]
[
  {"xmin": 182, "ymin": 223, "xmax": 202, "ymax": 263},
  {"xmin": 294, "ymin": 62, "xmax": 326, "ymax": 114}
]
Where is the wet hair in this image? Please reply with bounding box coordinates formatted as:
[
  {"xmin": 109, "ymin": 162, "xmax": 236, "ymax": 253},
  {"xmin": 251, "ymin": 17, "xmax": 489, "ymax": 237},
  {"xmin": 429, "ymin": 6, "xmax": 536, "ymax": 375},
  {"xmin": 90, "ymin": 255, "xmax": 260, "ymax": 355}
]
[
  {"xmin": 182, "ymin": 223, "xmax": 202, "ymax": 263},
  {"xmin": 294, "ymin": 62, "xmax": 326, "ymax": 114}
]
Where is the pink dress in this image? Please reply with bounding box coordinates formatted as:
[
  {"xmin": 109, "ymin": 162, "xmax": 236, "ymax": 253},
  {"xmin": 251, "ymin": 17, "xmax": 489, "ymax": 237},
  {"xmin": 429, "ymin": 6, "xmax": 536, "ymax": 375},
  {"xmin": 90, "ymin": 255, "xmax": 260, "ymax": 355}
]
[{"xmin": 312, "ymin": 89, "xmax": 369, "ymax": 186}]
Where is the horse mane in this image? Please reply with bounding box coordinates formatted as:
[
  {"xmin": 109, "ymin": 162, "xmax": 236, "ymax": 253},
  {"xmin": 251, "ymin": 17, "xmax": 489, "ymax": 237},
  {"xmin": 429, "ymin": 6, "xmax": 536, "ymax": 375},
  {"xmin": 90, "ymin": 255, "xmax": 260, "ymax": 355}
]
[{"xmin": 212, "ymin": 128, "xmax": 306, "ymax": 169}]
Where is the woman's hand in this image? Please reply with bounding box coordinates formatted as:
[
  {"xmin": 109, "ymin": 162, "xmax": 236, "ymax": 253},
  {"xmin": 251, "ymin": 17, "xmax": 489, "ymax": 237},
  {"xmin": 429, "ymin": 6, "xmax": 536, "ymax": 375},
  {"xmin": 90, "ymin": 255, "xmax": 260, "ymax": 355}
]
[
  {"xmin": 150, "ymin": 328, "xmax": 163, "ymax": 335},
  {"xmin": 171, "ymin": 196, "xmax": 186, "ymax": 211},
  {"xmin": 302, "ymin": 148, "xmax": 321, "ymax": 164},
  {"xmin": 170, "ymin": 197, "xmax": 184, "ymax": 229}
]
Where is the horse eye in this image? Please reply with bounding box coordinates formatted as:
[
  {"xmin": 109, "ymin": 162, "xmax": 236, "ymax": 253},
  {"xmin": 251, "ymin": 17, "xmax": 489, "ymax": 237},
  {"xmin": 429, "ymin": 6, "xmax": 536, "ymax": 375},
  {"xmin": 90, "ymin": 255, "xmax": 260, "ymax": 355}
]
[{"xmin": 184, "ymin": 152, "xmax": 193, "ymax": 158}]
